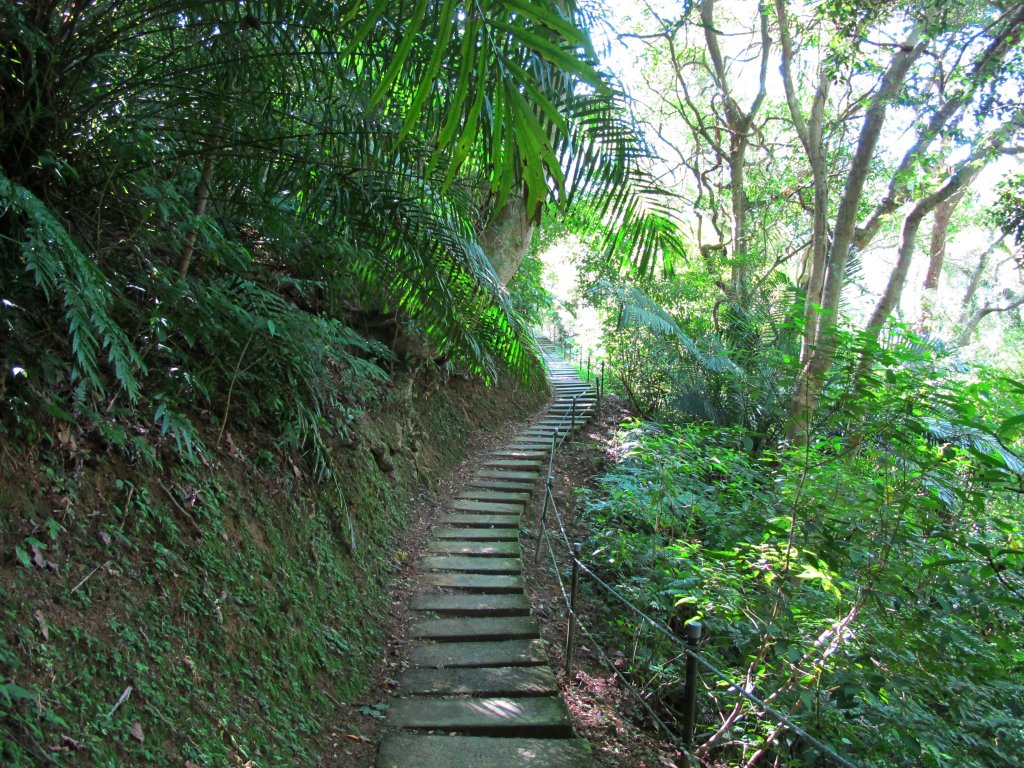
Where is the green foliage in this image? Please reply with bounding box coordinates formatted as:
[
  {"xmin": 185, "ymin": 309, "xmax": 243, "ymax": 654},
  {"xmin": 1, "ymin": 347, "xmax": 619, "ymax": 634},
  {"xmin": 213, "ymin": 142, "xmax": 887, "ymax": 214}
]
[
  {"xmin": 583, "ymin": 274, "xmax": 797, "ymax": 445},
  {"xmin": 579, "ymin": 365, "xmax": 1024, "ymax": 766},
  {"xmin": 507, "ymin": 252, "xmax": 557, "ymax": 328}
]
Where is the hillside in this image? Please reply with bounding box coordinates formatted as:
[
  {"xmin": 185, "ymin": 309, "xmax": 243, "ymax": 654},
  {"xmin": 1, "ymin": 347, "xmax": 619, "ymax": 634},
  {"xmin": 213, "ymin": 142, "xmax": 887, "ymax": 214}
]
[{"xmin": 1, "ymin": 362, "xmax": 544, "ymax": 765}]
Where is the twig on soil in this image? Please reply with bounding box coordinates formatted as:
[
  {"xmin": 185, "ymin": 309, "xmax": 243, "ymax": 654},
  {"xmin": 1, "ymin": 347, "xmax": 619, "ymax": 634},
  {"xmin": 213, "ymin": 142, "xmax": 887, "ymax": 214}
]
[
  {"xmin": 71, "ymin": 560, "xmax": 113, "ymax": 593},
  {"xmin": 158, "ymin": 482, "xmax": 204, "ymax": 536},
  {"xmin": 107, "ymin": 686, "xmax": 132, "ymax": 718}
]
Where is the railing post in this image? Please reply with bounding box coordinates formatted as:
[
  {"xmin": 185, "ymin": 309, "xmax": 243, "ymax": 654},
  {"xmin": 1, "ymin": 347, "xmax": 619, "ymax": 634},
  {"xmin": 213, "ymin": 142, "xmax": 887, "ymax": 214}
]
[
  {"xmin": 682, "ymin": 621, "xmax": 703, "ymax": 747},
  {"xmin": 599, "ymin": 361, "xmax": 605, "ymax": 405},
  {"xmin": 570, "ymin": 396, "xmax": 577, "ymax": 439},
  {"xmin": 586, "ymin": 352, "xmax": 591, "ymax": 381},
  {"xmin": 565, "ymin": 542, "xmax": 582, "ymax": 679}
]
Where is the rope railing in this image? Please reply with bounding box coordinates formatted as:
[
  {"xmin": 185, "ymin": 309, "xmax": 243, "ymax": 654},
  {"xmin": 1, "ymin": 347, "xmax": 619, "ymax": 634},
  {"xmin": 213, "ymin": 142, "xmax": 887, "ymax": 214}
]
[{"xmin": 530, "ymin": 346, "xmax": 861, "ymax": 768}]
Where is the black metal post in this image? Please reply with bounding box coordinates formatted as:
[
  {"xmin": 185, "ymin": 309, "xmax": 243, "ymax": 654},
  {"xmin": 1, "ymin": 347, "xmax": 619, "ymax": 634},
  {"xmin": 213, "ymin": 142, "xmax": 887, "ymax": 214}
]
[
  {"xmin": 586, "ymin": 352, "xmax": 591, "ymax": 381},
  {"xmin": 599, "ymin": 361, "xmax": 605, "ymax": 405},
  {"xmin": 570, "ymin": 396, "xmax": 577, "ymax": 439},
  {"xmin": 565, "ymin": 542, "xmax": 582, "ymax": 678},
  {"xmin": 682, "ymin": 621, "xmax": 703, "ymax": 746}
]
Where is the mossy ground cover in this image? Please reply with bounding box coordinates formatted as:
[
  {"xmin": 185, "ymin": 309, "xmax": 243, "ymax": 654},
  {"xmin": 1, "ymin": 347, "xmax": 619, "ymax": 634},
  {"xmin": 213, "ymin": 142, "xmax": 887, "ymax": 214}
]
[{"xmin": 0, "ymin": 369, "xmax": 544, "ymax": 766}]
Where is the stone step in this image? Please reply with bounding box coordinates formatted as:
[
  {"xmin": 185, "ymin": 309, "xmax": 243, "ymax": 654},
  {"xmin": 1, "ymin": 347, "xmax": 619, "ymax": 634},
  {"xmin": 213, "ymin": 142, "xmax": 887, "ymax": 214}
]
[
  {"xmin": 450, "ymin": 499, "xmax": 524, "ymax": 515},
  {"xmin": 434, "ymin": 528, "xmax": 518, "ymax": 542},
  {"xmin": 420, "ymin": 556, "xmax": 522, "ymax": 574},
  {"xmin": 506, "ymin": 441, "xmax": 555, "ymax": 451},
  {"xmin": 397, "ymin": 665, "xmax": 557, "ymax": 697},
  {"xmin": 457, "ymin": 489, "xmax": 531, "ymax": 504},
  {"xmin": 377, "ymin": 734, "xmax": 592, "ymax": 768},
  {"xmin": 438, "ymin": 514, "xmax": 520, "ymax": 528},
  {"xmin": 410, "ymin": 593, "xmax": 531, "ymax": 616},
  {"xmin": 387, "ymin": 696, "xmax": 573, "ymax": 737},
  {"xmin": 489, "ymin": 449, "xmax": 548, "ymax": 458},
  {"xmin": 465, "ymin": 479, "xmax": 536, "ymax": 493},
  {"xmin": 426, "ymin": 540, "xmax": 521, "ymax": 558},
  {"xmin": 475, "ymin": 469, "xmax": 542, "ymax": 482},
  {"xmin": 409, "ymin": 615, "xmax": 539, "ymax": 641},
  {"xmin": 482, "ymin": 458, "xmax": 543, "ymax": 471},
  {"xmin": 408, "ymin": 639, "xmax": 548, "ymax": 669},
  {"xmin": 423, "ymin": 573, "xmax": 524, "ymax": 593}
]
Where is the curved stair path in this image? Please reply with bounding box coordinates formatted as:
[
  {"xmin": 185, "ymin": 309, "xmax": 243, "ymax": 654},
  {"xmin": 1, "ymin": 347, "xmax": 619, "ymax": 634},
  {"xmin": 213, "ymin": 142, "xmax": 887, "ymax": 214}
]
[{"xmin": 375, "ymin": 338, "xmax": 595, "ymax": 768}]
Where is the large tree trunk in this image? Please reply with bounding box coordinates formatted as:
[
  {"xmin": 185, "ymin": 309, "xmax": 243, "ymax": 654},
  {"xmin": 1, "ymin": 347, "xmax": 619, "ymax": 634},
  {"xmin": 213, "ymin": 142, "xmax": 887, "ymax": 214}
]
[{"xmin": 478, "ymin": 197, "xmax": 534, "ymax": 285}]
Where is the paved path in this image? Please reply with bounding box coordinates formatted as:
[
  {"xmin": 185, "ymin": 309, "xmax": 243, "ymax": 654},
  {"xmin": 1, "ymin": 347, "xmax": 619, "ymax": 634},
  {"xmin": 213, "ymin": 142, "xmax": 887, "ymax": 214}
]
[{"xmin": 375, "ymin": 338, "xmax": 595, "ymax": 768}]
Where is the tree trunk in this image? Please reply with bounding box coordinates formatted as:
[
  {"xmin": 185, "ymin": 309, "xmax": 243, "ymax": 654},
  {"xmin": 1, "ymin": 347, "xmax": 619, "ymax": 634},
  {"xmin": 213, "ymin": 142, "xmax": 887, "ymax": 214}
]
[
  {"xmin": 729, "ymin": 136, "xmax": 749, "ymax": 299},
  {"xmin": 177, "ymin": 152, "xmax": 215, "ymax": 281},
  {"xmin": 777, "ymin": 1, "xmax": 830, "ymax": 364},
  {"xmin": 958, "ymin": 295, "xmax": 1024, "ymax": 346},
  {"xmin": 918, "ymin": 185, "xmax": 966, "ymax": 332},
  {"xmin": 478, "ymin": 197, "xmax": 534, "ymax": 285},
  {"xmin": 700, "ymin": 0, "xmax": 770, "ymax": 305},
  {"xmin": 956, "ymin": 235, "xmax": 1005, "ymax": 328},
  {"xmin": 786, "ymin": 26, "xmax": 928, "ymax": 441}
]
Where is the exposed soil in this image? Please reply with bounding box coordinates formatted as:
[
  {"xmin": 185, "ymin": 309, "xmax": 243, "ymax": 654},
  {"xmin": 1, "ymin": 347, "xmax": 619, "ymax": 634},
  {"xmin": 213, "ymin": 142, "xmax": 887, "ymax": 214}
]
[{"xmin": 322, "ymin": 390, "xmax": 684, "ymax": 768}]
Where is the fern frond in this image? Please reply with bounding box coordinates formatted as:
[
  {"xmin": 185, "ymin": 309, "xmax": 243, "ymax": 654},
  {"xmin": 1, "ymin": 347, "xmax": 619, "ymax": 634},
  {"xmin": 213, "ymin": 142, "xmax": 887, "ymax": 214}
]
[{"xmin": 1, "ymin": 174, "xmax": 145, "ymax": 401}]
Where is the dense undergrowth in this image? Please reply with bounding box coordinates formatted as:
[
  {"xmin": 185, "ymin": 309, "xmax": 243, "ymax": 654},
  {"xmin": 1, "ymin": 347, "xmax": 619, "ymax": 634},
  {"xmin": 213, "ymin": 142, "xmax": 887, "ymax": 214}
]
[
  {"xmin": 566, "ymin": 319, "xmax": 1024, "ymax": 766},
  {"xmin": 580, "ymin": 418, "xmax": 1023, "ymax": 766}
]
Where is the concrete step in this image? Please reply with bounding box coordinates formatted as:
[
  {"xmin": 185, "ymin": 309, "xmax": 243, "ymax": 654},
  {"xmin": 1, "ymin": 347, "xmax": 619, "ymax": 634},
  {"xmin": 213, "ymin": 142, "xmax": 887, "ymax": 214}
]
[
  {"xmin": 377, "ymin": 735, "xmax": 591, "ymax": 768},
  {"xmin": 426, "ymin": 540, "xmax": 521, "ymax": 558},
  {"xmin": 423, "ymin": 573, "xmax": 524, "ymax": 593},
  {"xmin": 506, "ymin": 441, "xmax": 555, "ymax": 451},
  {"xmin": 475, "ymin": 469, "xmax": 542, "ymax": 482},
  {"xmin": 387, "ymin": 696, "xmax": 573, "ymax": 737},
  {"xmin": 457, "ymin": 489, "xmax": 532, "ymax": 504},
  {"xmin": 434, "ymin": 527, "xmax": 518, "ymax": 541},
  {"xmin": 397, "ymin": 665, "xmax": 557, "ymax": 697},
  {"xmin": 410, "ymin": 593, "xmax": 531, "ymax": 616},
  {"xmin": 420, "ymin": 556, "xmax": 522, "ymax": 574},
  {"xmin": 450, "ymin": 499, "xmax": 524, "ymax": 515},
  {"xmin": 438, "ymin": 513, "xmax": 520, "ymax": 528},
  {"xmin": 465, "ymin": 479, "xmax": 536, "ymax": 493},
  {"xmin": 409, "ymin": 615, "xmax": 539, "ymax": 641},
  {"xmin": 482, "ymin": 458, "xmax": 543, "ymax": 471},
  {"xmin": 488, "ymin": 449, "xmax": 548, "ymax": 459},
  {"xmin": 408, "ymin": 639, "xmax": 548, "ymax": 669}
]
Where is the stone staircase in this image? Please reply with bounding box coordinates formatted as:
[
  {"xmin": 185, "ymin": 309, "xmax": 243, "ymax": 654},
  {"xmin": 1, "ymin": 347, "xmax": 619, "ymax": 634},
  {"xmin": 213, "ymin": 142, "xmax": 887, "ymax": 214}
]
[{"xmin": 375, "ymin": 339, "xmax": 595, "ymax": 768}]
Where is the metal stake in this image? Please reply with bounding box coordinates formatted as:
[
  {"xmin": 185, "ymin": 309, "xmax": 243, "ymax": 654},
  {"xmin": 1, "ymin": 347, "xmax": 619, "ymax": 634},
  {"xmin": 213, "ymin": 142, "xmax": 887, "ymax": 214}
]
[
  {"xmin": 682, "ymin": 621, "xmax": 703, "ymax": 746},
  {"xmin": 565, "ymin": 542, "xmax": 582, "ymax": 678}
]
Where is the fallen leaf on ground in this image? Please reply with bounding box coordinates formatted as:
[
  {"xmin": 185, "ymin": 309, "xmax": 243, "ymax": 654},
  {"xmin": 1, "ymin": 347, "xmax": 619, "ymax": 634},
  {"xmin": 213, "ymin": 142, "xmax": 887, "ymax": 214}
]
[{"xmin": 34, "ymin": 609, "xmax": 48, "ymax": 641}]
